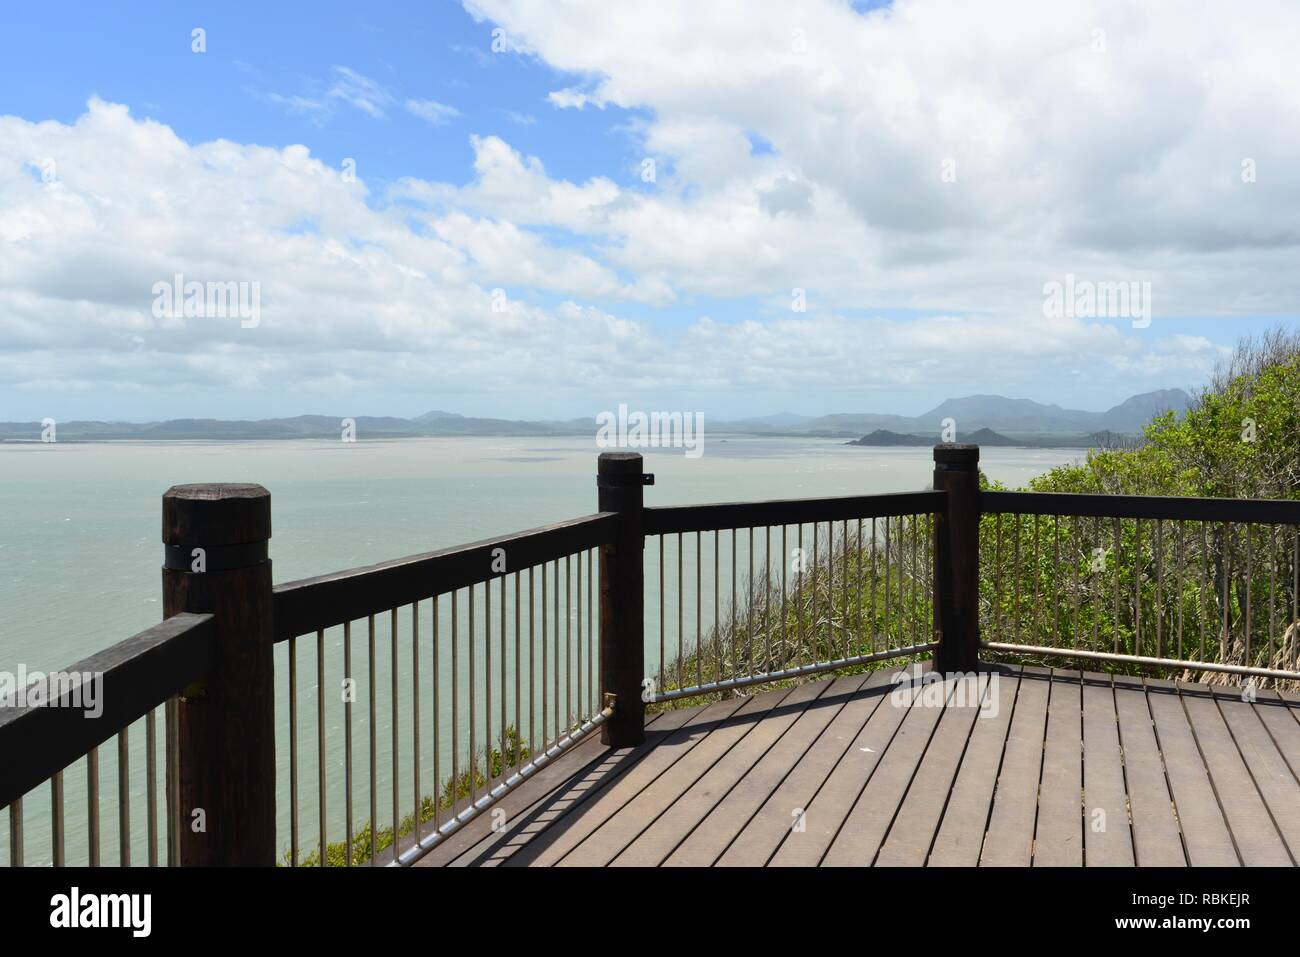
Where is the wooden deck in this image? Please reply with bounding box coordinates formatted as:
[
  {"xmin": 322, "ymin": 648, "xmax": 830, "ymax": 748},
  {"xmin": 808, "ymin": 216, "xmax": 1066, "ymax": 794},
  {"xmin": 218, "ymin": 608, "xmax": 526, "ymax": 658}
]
[{"xmin": 415, "ymin": 664, "xmax": 1300, "ymax": 867}]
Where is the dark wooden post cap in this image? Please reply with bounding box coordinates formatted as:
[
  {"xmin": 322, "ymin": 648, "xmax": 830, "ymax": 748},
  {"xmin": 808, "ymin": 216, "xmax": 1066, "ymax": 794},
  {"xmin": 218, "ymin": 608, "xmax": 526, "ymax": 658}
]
[
  {"xmin": 598, "ymin": 451, "xmax": 644, "ymax": 472},
  {"xmin": 933, "ymin": 444, "xmax": 980, "ymax": 469},
  {"xmin": 163, "ymin": 483, "xmax": 271, "ymax": 546}
]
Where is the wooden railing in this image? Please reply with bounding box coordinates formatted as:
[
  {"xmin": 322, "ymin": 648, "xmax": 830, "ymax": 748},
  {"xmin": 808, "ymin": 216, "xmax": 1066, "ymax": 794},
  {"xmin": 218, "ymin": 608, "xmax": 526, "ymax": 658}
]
[{"xmin": 3, "ymin": 442, "xmax": 1298, "ymax": 867}]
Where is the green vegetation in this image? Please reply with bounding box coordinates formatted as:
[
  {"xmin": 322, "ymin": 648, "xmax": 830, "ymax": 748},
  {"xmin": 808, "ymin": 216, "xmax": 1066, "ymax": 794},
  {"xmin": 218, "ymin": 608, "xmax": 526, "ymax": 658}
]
[
  {"xmin": 657, "ymin": 329, "xmax": 1300, "ymax": 704},
  {"xmin": 283, "ymin": 728, "xmax": 530, "ymax": 867}
]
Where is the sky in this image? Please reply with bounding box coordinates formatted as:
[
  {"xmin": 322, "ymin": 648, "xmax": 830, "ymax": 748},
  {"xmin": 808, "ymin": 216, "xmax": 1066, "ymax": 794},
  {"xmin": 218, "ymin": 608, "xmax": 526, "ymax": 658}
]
[{"xmin": 0, "ymin": 0, "xmax": 1297, "ymax": 423}]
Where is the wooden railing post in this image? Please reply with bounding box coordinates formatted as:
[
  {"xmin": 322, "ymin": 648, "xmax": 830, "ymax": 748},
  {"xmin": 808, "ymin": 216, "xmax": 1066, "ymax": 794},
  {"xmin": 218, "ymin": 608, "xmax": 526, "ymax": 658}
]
[
  {"xmin": 598, "ymin": 452, "xmax": 648, "ymax": 747},
  {"xmin": 162, "ymin": 484, "xmax": 276, "ymax": 865},
  {"xmin": 933, "ymin": 445, "xmax": 981, "ymax": 673}
]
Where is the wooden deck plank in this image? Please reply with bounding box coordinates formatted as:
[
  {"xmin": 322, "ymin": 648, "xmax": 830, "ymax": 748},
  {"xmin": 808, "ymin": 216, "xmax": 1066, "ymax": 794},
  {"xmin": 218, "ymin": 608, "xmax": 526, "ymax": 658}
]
[
  {"xmin": 768, "ymin": 666, "xmax": 924, "ymax": 866},
  {"xmin": 558, "ymin": 682, "xmax": 811, "ymax": 866},
  {"xmin": 1033, "ymin": 669, "xmax": 1083, "ymax": 866},
  {"xmin": 927, "ymin": 666, "xmax": 1021, "ymax": 867},
  {"xmin": 504, "ymin": 695, "xmax": 752, "ymax": 866},
  {"xmin": 1143, "ymin": 678, "xmax": 1238, "ymax": 866},
  {"xmin": 1080, "ymin": 673, "xmax": 1136, "ymax": 866},
  {"xmin": 1177, "ymin": 681, "xmax": 1291, "ymax": 866},
  {"xmin": 873, "ymin": 671, "xmax": 993, "ymax": 866},
  {"xmin": 1254, "ymin": 691, "xmax": 1300, "ymax": 780},
  {"xmin": 664, "ymin": 672, "xmax": 887, "ymax": 866},
  {"xmin": 1111, "ymin": 674, "xmax": 1184, "ymax": 866},
  {"xmin": 717, "ymin": 672, "xmax": 886, "ymax": 866},
  {"xmin": 1216, "ymin": 692, "xmax": 1300, "ymax": 863},
  {"xmin": 819, "ymin": 671, "xmax": 956, "ymax": 867},
  {"xmin": 612, "ymin": 673, "xmax": 881, "ymax": 866},
  {"xmin": 979, "ymin": 666, "xmax": 1051, "ymax": 866},
  {"xmin": 434, "ymin": 713, "xmax": 676, "ymax": 867}
]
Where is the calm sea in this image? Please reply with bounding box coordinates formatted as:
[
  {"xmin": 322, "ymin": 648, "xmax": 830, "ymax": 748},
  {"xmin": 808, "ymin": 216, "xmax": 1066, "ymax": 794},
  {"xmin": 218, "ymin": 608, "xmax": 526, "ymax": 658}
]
[{"xmin": 0, "ymin": 435, "xmax": 1081, "ymax": 863}]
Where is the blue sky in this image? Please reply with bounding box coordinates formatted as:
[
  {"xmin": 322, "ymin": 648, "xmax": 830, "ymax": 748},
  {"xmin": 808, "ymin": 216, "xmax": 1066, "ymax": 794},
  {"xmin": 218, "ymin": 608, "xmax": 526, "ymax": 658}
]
[{"xmin": 0, "ymin": 1, "xmax": 1296, "ymax": 422}]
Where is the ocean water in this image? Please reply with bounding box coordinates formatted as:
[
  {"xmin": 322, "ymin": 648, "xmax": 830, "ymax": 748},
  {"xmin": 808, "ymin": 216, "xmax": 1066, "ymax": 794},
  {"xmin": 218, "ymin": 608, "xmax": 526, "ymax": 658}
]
[{"xmin": 0, "ymin": 435, "xmax": 1082, "ymax": 864}]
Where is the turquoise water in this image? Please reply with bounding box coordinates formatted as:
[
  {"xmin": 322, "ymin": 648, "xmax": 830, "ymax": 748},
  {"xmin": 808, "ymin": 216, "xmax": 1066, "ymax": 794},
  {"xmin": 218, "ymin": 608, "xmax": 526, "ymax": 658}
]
[{"xmin": 0, "ymin": 435, "xmax": 1080, "ymax": 864}]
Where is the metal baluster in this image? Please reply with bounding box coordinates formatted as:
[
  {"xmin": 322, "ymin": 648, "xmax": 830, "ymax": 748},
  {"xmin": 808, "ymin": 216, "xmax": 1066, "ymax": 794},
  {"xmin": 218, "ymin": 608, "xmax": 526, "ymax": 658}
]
[
  {"xmin": 87, "ymin": 747, "xmax": 99, "ymax": 866},
  {"xmin": 413, "ymin": 602, "xmax": 421, "ymax": 844},
  {"xmin": 145, "ymin": 710, "xmax": 156, "ymax": 867},
  {"xmin": 553, "ymin": 560, "xmax": 560, "ymax": 739},
  {"xmin": 368, "ymin": 614, "xmax": 377, "ymax": 866},
  {"xmin": 765, "ymin": 526, "xmax": 772, "ymax": 672},
  {"xmin": 1201, "ymin": 522, "xmax": 1209, "ymax": 660},
  {"xmin": 855, "ymin": 519, "xmax": 863, "ymax": 653},
  {"xmin": 1245, "ymin": 526, "xmax": 1253, "ymax": 666},
  {"xmin": 885, "ymin": 518, "xmax": 891, "ymax": 646},
  {"xmin": 565, "ymin": 554, "xmax": 572, "ymax": 729},
  {"xmin": 1113, "ymin": 518, "xmax": 1121, "ymax": 655},
  {"xmin": 587, "ymin": 550, "xmax": 594, "ymax": 717},
  {"xmin": 451, "ymin": 595, "xmax": 459, "ymax": 823},
  {"xmin": 52, "ymin": 770, "xmax": 65, "ymax": 867},
  {"xmin": 780, "ymin": 525, "xmax": 788, "ymax": 671},
  {"xmin": 318, "ymin": 628, "xmax": 327, "ymax": 866},
  {"xmin": 501, "ymin": 576, "xmax": 508, "ymax": 770},
  {"xmin": 731, "ymin": 528, "xmax": 738, "ymax": 673},
  {"xmin": 1155, "ymin": 520, "xmax": 1164, "ymax": 660},
  {"xmin": 288, "ymin": 636, "xmax": 298, "ymax": 866},
  {"xmin": 677, "ymin": 534, "xmax": 684, "ymax": 692},
  {"xmin": 842, "ymin": 520, "xmax": 849, "ymax": 658},
  {"xmin": 118, "ymin": 729, "xmax": 130, "ymax": 867},
  {"xmin": 1032, "ymin": 515, "xmax": 1040, "ymax": 646},
  {"xmin": 485, "ymin": 581, "xmax": 492, "ymax": 789},
  {"xmin": 528, "ymin": 569, "xmax": 535, "ymax": 759},
  {"xmin": 470, "ymin": 586, "xmax": 477, "ymax": 800},
  {"xmin": 870, "ymin": 518, "xmax": 877, "ymax": 652},
  {"xmin": 514, "ymin": 575, "xmax": 522, "ymax": 768},
  {"xmin": 658, "ymin": 536, "xmax": 665, "ymax": 692},
  {"xmin": 1134, "ymin": 519, "xmax": 1143, "ymax": 657},
  {"xmin": 1053, "ymin": 516, "xmax": 1061, "ymax": 649},
  {"xmin": 344, "ymin": 621, "xmax": 353, "ymax": 864},
  {"xmin": 540, "ymin": 563, "xmax": 547, "ymax": 747},
  {"xmin": 575, "ymin": 556, "xmax": 582, "ymax": 726},
  {"xmin": 696, "ymin": 531, "xmax": 702, "ymax": 689},
  {"xmin": 166, "ymin": 696, "xmax": 179, "ymax": 866},
  {"xmin": 994, "ymin": 514, "xmax": 1003, "ymax": 641},
  {"xmin": 812, "ymin": 522, "xmax": 819, "ymax": 659},
  {"xmin": 1222, "ymin": 522, "xmax": 1231, "ymax": 659},
  {"xmin": 716, "ymin": 531, "xmax": 723, "ymax": 688},
  {"xmin": 7, "ymin": 798, "xmax": 21, "ymax": 868},
  {"xmin": 1176, "ymin": 523, "xmax": 1185, "ymax": 661},
  {"xmin": 797, "ymin": 524, "xmax": 804, "ymax": 663},
  {"xmin": 432, "ymin": 596, "xmax": 440, "ymax": 830}
]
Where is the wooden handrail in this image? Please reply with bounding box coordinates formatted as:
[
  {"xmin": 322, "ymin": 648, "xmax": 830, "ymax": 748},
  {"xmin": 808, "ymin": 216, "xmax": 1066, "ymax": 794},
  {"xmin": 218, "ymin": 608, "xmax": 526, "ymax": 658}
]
[
  {"xmin": 644, "ymin": 489, "xmax": 947, "ymax": 535},
  {"xmin": 0, "ymin": 612, "xmax": 215, "ymax": 809},
  {"xmin": 272, "ymin": 512, "xmax": 619, "ymax": 641}
]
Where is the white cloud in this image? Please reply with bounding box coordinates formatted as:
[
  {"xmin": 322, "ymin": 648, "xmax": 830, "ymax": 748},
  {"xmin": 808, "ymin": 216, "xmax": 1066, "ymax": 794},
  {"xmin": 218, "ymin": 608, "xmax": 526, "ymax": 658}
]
[{"xmin": 406, "ymin": 98, "xmax": 462, "ymax": 125}]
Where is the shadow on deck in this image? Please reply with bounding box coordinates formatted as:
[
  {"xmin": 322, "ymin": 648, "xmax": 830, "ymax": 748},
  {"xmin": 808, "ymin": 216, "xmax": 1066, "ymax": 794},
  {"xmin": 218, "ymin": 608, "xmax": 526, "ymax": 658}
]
[{"xmin": 415, "ymin": 664, "xmax": 1300, "ymax": 867}]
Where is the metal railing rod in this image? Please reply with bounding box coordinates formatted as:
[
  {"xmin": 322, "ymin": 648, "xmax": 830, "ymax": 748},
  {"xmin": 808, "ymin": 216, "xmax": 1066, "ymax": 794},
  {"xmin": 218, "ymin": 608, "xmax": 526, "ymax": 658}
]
[
  {"xmin": 981, "ymin": 641, "xmax": 1300, "ymax": 683},
  {"xmin": 392, "ymin": 705, "xmax": 614, "ymax": 867},
  {"xmin": 649, "ymin": 643, "xmax": 938, "ymax": 704}
]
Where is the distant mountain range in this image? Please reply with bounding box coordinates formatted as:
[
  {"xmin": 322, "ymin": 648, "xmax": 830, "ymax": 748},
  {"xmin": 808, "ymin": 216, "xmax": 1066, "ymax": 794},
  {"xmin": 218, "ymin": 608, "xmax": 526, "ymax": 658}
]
[{"xmin": 0, "ymin": 389, "xmax": 1191, "ymax": 442}]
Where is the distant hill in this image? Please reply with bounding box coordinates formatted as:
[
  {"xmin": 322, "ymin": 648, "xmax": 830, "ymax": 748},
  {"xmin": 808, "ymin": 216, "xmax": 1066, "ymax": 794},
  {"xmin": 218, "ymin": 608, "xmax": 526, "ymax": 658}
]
[
  {"xmin": 848, "ymin": 427, "xmax": 1021, "ymax": 447},
  {"xmin": 0, "ymin": 388, "xmax": 1192, "ymax": 442}
]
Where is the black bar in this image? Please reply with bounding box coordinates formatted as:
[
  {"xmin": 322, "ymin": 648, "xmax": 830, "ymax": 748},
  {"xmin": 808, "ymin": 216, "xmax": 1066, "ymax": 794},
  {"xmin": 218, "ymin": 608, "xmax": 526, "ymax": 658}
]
[
  {"xmin": 644, "ymin": 490, "xmax": 946, "ymax": 536},
  {"xmin": 933, "ymin": 445, "xmax": 979, "ymax": 673},
  {"xmin": 599, "ymin": 453, "xmax": 645, "ymax": 747}
]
